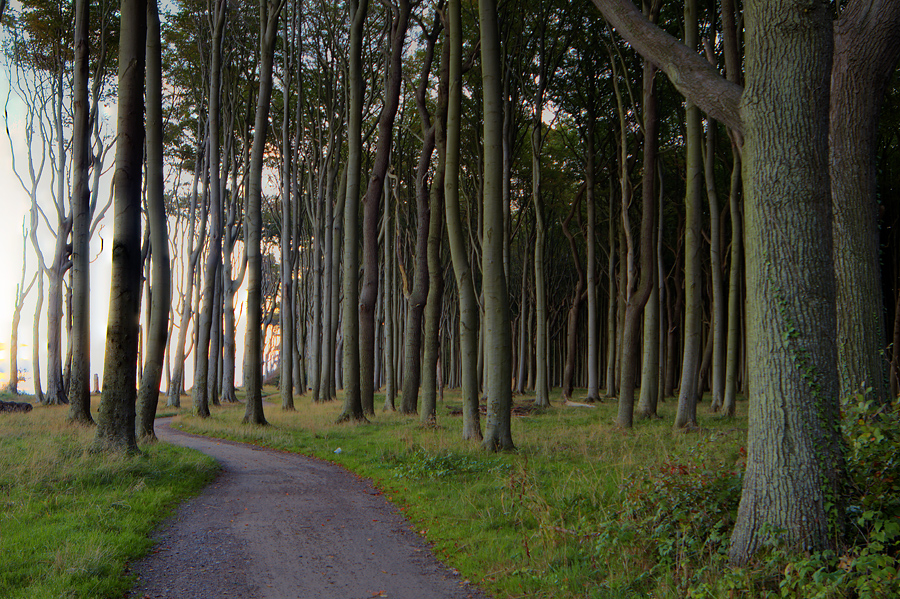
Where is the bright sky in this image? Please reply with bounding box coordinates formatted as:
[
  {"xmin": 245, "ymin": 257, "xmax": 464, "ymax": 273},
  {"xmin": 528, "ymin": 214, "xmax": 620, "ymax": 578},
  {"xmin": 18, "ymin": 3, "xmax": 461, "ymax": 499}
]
[{"xmin": 0, "ymin": 67, "xmax": 114, "ymax": 394}]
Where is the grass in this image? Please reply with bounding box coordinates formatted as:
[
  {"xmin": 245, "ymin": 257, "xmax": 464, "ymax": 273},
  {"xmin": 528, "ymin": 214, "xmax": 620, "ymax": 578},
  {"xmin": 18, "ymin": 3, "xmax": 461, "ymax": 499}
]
[
  {"xmin": 0, "ymin": 392, "xmax": 219, "ymax": 599},
  {"xmin": 174, "ymin": 386, "xmax": 749, "ymax": 598}
]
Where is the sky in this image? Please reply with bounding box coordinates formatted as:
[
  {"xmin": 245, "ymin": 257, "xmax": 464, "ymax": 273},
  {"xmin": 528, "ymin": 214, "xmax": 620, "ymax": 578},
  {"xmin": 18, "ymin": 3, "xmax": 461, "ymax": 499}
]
[{"xmin": 0, "ymin": 65, "xmax": 114, "ymax": 394}]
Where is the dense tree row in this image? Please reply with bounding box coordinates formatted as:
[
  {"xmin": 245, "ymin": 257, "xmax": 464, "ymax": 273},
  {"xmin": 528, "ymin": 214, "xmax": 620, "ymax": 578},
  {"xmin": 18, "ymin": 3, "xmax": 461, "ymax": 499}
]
[{"xmin": 4, "ymin": 0, "xmax": 900, "ymax": 567}]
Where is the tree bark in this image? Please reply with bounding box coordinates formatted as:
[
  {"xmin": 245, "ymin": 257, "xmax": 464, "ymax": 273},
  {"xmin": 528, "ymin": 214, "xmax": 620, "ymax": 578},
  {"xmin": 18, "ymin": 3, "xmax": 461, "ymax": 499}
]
[
  {"xmin": 615, "ymin": 6, "xmax": 659, "ymax": 426},
  {"xmin": 243, "ymin": 0, "xmax": 285, "ymax": 426},
  {"xmin": 830, "ymin": 0, "xmax": 900, "ymax": 404},
  {"xmin": 360, "ymin": 0, "xmax": 411, "ymax": 416},
  {"xmin": 422, "ymin": 19, "xmax": 448, "ymax": 426},
  {"xmin": 445, "ymin": 0, "xmax": 481, "ymax": 440},
  {"xmin": 93, "ymin": 0, "xmax": 146, "ymax": 454},
  {"xmin": 192, "ymin": 0, "xmax": 228, "ymax": 417},
  {"xmin": 337, "ymin": 0, "xmax": 369, "ymax": 423},
  {"xmin": 729, "ymin": 0, "xmax": 844, "ymax": 564},
  {"xmin": 67, "ymin": 0, "xmax": 93, "ymax": 423},
  {"xmin": 673, "ymin": 0, "xmax": 703, "ymax": 431},
  {"xmin": 137, "ymin": 0, "xmax": 170, "ymax": 441},
  {"xmin": 480, "ymin": 0, "xmax": 513, "ymax": 451}
]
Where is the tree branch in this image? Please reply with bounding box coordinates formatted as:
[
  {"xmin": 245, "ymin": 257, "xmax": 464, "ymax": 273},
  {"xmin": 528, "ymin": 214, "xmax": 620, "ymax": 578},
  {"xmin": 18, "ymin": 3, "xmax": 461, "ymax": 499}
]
[{"xmin": 590, "ymin": 0, "xmax": 743, "ymax": 134}]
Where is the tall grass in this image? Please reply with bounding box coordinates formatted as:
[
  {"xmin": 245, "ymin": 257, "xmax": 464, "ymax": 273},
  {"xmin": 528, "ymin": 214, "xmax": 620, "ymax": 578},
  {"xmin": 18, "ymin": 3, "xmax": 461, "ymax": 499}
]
[
  {"xmin": 0, "ymin": 394, "xmax": 218, "ymax": 599},
  {"xmin": 177, "ymin": 387, "xmax": 748, "ymax": 598}
]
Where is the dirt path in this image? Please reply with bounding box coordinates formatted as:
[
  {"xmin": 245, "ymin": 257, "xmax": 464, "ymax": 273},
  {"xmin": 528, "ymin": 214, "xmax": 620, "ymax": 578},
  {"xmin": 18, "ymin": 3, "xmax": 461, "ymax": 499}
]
[{"xmin": 127, "ymin": 419, "xmax": 491, "ymax": 599}]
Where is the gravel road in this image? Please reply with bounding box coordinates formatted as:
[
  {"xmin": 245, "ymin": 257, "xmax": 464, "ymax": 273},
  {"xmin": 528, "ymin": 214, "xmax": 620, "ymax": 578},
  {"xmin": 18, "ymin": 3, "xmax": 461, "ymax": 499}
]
[{"xmin": 127, "ymin": 418, "xmax": 491, "ymax": 599}]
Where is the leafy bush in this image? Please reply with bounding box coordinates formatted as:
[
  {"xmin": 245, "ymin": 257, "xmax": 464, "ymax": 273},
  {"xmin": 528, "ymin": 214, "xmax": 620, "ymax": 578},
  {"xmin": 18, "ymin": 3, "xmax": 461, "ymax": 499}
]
[
  {"xmin": 591, "ymin": 438, "xmax": 743, "ymax": 594},
  {"xmin": 595, "ymin": 394, "xmax": 900, "ymax": 598}
]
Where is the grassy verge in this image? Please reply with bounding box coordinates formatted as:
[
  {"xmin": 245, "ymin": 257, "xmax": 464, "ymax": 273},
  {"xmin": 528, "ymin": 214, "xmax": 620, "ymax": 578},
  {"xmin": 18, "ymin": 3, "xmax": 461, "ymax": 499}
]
[
  {"xmin": 175, "ymin": 388, "xmax": 748, "ymax": 598},
  {"xmin": 0, "ymin": 393, "xmax": 219, "ymax": 599}
]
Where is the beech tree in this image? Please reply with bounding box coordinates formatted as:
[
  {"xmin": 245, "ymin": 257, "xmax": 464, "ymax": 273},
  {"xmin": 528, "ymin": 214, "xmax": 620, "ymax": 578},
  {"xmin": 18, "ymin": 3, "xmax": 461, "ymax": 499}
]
[
  {"xmin": 444, "ymin": 0, "xmax": 481, "ymax": 440},
  {"xmin": 136, "ymin": 0, "xmax": 170, "ymax": 441},
  {"xmin": 243, "ymin": 0, "xmax": 286, "ymax": 426},
  {"xmin": 590, "ymin": 0, "xmax": 862, "ymax": 564},
  {"xmin": 93, "ymin": 0, "xmax": 146, "ymax": 454},
  {"xmin": 337, "ymin": 0, "xmax": 369, "ymax": 423},
  {"xmin": 480, "ymin": 0, "xmax": 514, "ymax": 451}
]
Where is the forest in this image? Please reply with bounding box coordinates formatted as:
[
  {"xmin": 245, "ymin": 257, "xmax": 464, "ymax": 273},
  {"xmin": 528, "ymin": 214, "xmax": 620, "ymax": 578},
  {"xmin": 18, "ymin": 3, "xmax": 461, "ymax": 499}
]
[{"xmin": 2, "ymin": 0, "xmax": 900, "ymax": 596}]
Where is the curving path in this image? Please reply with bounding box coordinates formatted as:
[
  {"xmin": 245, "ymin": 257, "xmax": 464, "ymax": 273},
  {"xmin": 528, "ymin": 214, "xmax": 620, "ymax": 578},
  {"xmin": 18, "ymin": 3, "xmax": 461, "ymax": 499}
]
[{"xmin": 127, "ymin": 419, "xmax": 490, "ymax": 599}]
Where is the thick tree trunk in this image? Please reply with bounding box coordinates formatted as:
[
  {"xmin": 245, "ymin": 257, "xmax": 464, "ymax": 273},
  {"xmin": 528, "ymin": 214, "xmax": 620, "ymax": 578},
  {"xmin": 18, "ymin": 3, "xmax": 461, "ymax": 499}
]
[
  {"xmin": 401, "ymin": 121, "xmax": 435, "ymax": 415},
  {"xmin": 830, "ymin": 1, "xmax": 900, "ymax": 404},
  {"xmin": 637, "ymin": 47, "xmax": 662, "ymax": 419},
  {"xmin": 93, "ymin": 0, "xmax": 146, "ymax": 454},
  {"xmin": 729, "ymin": 0, "xmax": 844, "ymax": 565}
]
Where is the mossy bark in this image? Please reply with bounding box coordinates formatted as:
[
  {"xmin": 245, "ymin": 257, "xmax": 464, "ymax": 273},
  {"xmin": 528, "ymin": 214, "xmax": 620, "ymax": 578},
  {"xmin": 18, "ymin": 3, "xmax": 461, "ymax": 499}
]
[{"xmin": 729, "ymin": 0, "xmax": 844, "ymax": 565}]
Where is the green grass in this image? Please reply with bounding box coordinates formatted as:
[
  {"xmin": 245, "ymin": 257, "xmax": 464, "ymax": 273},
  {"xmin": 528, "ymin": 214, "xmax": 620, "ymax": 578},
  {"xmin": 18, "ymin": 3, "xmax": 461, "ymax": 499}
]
[
  {"xmin": 0, "ymin": 394, "xmax": 219, "ymax": 599},
  {"xmin": 175, "ymin": 387, "xmax": 749, "ymax": 598}
]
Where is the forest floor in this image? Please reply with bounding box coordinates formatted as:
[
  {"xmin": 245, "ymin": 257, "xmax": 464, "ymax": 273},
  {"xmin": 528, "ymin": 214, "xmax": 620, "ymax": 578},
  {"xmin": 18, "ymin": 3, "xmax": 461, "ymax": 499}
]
[{"xmin": 126, "ymin": 418, "xmax": 491, "ymax": 599}]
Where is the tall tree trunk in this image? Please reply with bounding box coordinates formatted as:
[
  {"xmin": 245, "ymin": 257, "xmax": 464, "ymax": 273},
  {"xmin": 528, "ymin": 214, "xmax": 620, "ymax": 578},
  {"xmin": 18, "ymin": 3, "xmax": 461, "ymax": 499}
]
[
  {"xmin": 722, "ymin": 147, "xmax": 742, "ymax": 417},
  {"xmin": 673, "ymin": 0, "xmax": 703, "ymax": 430},
  {"xmin": 93, "ymin": 0, "xmax": 146, "ymax": 454},
  {"xmin": 361, "ymin": 0, "xmax": 411, "ymax": 416},
  {"xmin": 561, "ymin": 188, "xmax": 586, "ymax": 400},
  {"xmin": 604, "ymin": 179, "xmax": 618, "ymax": 398},
  {"xmin": 67, "ymin": 0, "xmax": 93, "ymax": 423},
  {"xmin": 638, "ymin": 164, "xmax": 662, "ymax": 419},
  {"xmin": 401, "ymin": 16, "xmax": 439, "ymax": 415},
  {"xmin": 321, "ymin": 154, "xmax": 339, "ymax": 403},
  {"xmin": 137, "ymin": 0, "xmax": 170, "ymax": 441},
  {"xmin": 445, "ymin": 0, "xmax": 481, "ymax": 440},
  {"xmin": 280, "ymin": 31, "xmax": 295, "ymax": 411},
  {"xmin": 480, "ymin": 0, "xmax": 513, "ymax": 451},
  {"xmin": 167, "ymin": 136, "xmax": 205, "ymax": 408},
  {"xmin": 422, "ymin": 25, "xmax": 448, "ymax": 425},
  {"xmin": 615, "ymin": 8, "xmax": 659, "ymax": 427},
  {"xmin": 830, "ymin": 1, "xmax": 900, "ymax": 404},
  {"xmin": 192, "ymin": 0, "xmax": 228, "ymax": 417},
  {"xmin": 705, "ymin": 116, "xmax": 725, "ymax": 412},
  {"xmin": 584, "ymin": 104, "xmax": 600, "ymax": 402},
  {"xmin": 337, "ymin": 0, "xmax": 369, "ymax": 422},
  {"xmin": 243, "ymin": 0, "xmax": 285, "ymax": 426},
  {"xmin": 383, "ymin": 179, "xmax": 395, "ymax": 411},
  {"xmin": 729, "ymin": 0, "xmax": 843, "ymax": 565}
]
